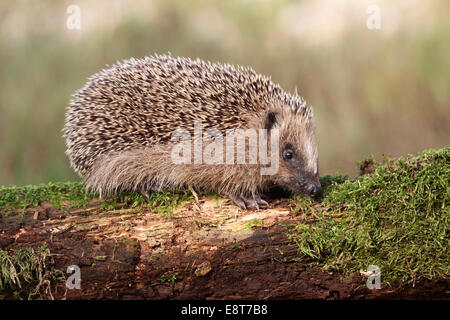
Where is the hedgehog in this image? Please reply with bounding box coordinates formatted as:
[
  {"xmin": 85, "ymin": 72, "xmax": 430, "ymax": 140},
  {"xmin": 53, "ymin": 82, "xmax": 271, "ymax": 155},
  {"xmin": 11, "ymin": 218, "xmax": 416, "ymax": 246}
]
[{"xmin": 63, "ymin": 54, "xmax": 321, "ymax": 209}]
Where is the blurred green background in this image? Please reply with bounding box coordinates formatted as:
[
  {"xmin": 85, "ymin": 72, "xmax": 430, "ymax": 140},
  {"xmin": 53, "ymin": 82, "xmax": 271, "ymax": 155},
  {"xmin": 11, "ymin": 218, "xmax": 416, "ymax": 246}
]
[{"xmin": 0, "ymin": 0, "xmax": 449, "ymax": 186}]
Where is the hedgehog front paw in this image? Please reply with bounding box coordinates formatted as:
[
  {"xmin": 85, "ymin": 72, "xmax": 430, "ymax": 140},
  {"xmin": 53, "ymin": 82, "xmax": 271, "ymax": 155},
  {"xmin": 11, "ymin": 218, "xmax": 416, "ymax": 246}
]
[{"xmin": 228, "ymin": 193, "xmax": 268, "ymax": 210}]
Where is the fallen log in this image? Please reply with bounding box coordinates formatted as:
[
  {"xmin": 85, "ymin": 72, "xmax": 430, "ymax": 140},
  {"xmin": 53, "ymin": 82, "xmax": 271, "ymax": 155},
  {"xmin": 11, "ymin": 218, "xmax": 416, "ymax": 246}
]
[{"xmin": 0, "ymin": 192, "xmax": 447, "ymax": 300}]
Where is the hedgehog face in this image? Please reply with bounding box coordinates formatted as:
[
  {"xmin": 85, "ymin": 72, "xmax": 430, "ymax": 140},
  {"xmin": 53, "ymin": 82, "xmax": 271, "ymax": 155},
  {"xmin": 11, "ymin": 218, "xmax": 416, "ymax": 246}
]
[
  {"xmin": 277, "ymin": 141, "xmax": 321, "ymax": 198},
  {"xmin": 264, "ymin": 110, "xmax": 321, "ymax": 198}
]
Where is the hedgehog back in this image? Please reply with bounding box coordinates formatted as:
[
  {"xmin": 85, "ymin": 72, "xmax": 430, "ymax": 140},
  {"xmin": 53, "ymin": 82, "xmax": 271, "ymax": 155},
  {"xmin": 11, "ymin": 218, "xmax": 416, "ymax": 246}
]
[{"xmin": 63, "ymin": 55, "xmax": 283, "ymax": 176}]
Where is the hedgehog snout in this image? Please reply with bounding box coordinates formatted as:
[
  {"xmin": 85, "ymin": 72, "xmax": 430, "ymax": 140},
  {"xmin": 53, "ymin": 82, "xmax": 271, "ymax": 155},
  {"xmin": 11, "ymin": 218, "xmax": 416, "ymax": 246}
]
[
  {"xmin": 307, "ymin": 184, "xmax": 322, "ymax": 199},
  {"xmin": 287, "ymin": 178, "xmax": 321, "ymax": 199}
]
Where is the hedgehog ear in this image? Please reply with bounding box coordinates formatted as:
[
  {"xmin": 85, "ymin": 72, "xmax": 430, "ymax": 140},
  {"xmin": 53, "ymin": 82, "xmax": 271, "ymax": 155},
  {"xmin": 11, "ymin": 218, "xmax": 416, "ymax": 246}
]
[{"xmin": 264, "ymin": 112, "xmax": 277, "ymax": 131}]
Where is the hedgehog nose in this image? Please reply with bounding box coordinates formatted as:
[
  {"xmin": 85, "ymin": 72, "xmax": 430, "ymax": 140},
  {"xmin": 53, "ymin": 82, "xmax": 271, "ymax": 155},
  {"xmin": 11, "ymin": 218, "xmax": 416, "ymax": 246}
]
[{"xmin": 308, "ymin": 185, "xmax": 322, "ymax": 199}]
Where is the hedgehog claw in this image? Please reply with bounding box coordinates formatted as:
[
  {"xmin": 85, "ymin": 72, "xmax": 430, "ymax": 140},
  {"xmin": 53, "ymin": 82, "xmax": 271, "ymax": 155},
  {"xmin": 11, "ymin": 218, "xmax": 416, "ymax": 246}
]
[
  {"xmin": 228, "ymin": 194, "xmax": 268, "ymax": 210},
  {"xmin": 254, "ymin": 195, "xmax": 268, "ymax": 206},
  {"xmin": 139, "ymin": 185, "xmax": 164, "ymax": 199},
  {"xmin": 139, "ymin": 188, "xmax": 150, "ymax": 199},
  {"xmin": 150, "ymin": 185, "xmax": 164, "ymax": 193}
]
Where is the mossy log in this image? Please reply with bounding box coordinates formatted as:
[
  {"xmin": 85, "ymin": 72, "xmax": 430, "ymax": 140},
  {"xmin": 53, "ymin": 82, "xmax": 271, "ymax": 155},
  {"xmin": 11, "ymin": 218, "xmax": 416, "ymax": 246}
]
[{"xmin": 0, "ymin": 194, "xmax": 446, "ymax": 300}]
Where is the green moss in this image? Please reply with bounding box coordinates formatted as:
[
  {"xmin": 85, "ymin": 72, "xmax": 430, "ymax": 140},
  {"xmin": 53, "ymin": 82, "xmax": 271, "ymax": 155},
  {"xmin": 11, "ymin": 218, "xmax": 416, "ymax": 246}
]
[
  {"xmin": 93, "ymin": 256, "xmax": 107, "ymax": 261},
  {"xmin": 160, "ymin": 271, "xmax": 179, "ymax": 284},
  {"xmin": 245, "ymin": 219, "xmax": 264, "ymax": 230},
  {"xmin": 289, "ymin": 195, "xmax": 316, "ymax": 216},
  {"xmin": 100, "ymin": 189, "xmax": 193, "ymax": 215},
  {"xmin": 319, "ymin": 174, "xmax": 350, "ymax": 189},
  {"xmin": 289, "ymin": 174, "xmax": 350, "ymax": 215},
  {"xmin": 0, "ymin": 182, "xmax": 92, "ymax": 214},
  {"xmin": 0, "ymin": 243, "xmax": 65, "ymax": 299},
  {"xmin": 288, "ymin": 148, "xmax": 450, "ymax": 286},
  {"xmin": 0, "ymin": 182, "xmax": 193, "ymax": 216}
]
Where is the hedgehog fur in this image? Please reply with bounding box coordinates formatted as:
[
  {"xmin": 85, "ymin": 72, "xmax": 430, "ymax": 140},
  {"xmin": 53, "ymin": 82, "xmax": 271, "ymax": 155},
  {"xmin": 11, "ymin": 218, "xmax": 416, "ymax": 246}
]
[{"xmin": 63, "ymin": 54, "xmax": 321, "ymax": 209}]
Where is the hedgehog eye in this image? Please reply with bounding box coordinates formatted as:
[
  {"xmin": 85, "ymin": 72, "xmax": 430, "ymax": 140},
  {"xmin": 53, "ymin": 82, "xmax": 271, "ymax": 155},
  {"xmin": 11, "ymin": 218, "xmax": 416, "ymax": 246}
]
[{"xmin": 282, "ymin": 149, "xmax": 294, "ymax": 161}]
